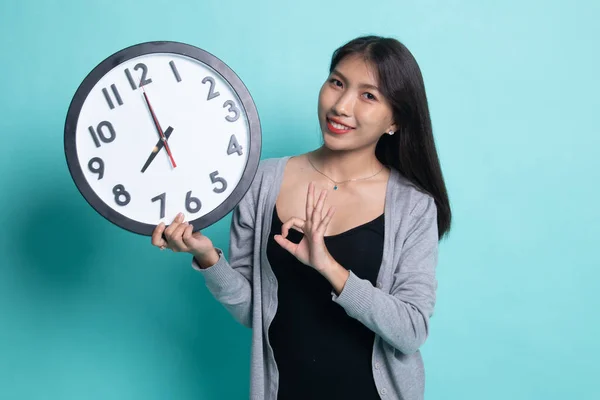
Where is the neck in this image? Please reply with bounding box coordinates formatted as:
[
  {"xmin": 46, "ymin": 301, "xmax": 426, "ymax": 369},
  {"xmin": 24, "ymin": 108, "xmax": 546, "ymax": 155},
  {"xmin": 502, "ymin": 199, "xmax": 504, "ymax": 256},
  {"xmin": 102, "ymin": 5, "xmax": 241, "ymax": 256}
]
[{"xmin": 311, "ymin": 145, "xmax": 384, "ymax": 182}]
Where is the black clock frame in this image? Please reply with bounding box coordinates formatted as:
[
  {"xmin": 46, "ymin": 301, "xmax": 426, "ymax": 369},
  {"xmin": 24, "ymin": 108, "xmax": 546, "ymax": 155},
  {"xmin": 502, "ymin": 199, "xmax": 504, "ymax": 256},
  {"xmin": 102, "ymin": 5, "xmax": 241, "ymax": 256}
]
[{"xmin": 64, "ymin": 41, "xmax": 262, "ymax": 236}]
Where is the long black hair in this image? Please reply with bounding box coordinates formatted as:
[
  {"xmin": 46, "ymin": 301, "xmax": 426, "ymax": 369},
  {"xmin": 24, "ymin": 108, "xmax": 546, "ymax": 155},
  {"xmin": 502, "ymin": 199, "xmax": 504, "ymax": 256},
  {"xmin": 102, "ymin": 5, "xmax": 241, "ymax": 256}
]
[{"xmin": 330, "ymin": 36, "xmax": 452, "ymax": 239}]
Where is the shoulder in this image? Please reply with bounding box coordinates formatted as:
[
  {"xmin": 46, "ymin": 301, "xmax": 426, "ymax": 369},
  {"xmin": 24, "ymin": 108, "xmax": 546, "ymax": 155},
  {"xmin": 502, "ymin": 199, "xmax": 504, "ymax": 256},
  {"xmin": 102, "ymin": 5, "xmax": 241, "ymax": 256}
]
[
  {"xmin": 233, "ymin": 156, "xmax": 290, "ymax": 219},
  {"xmin": 252, "ymin": 156, "xmax": 290, "ymax": 187},
  {"xmin": 257, "ymin": 156, "xmax": 289, "ymax": 176},
  {"xmin": 387, "ymin": 168, "xmax": 437, "ymax": 221},
  {"xmin": 240, "ymin": 156, "xmax": 290, "ymax": 204},
  {"xmin": 387, "ymin": 170, "xmax": 439, "ymax": 253}
]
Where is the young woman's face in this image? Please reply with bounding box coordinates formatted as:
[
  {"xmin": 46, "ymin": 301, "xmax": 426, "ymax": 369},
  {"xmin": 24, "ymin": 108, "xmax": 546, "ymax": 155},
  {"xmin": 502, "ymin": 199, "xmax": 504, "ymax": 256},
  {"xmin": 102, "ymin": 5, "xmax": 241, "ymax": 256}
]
[{"xmin": 318, "ymin": 54, "xmax": 396, "ymax": 152}]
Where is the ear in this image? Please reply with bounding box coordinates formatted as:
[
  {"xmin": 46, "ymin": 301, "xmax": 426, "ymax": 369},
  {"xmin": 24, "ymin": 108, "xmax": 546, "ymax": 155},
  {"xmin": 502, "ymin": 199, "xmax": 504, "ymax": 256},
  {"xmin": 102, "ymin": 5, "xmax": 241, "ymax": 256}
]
[{"xmin": 385, "ymin": 123, "xmax": 398, "ymax": 135}]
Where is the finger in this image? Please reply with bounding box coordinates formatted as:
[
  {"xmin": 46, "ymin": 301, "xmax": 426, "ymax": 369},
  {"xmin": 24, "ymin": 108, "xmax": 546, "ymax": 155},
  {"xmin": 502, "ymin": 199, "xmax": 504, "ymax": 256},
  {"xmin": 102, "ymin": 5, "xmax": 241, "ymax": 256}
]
[
  {"xmin": 170, "ymin": 221, "xmax": 190, "ymax": 251},
  {"xmin": 317, "ymin": 206, "xmax": 336, "ymax": 235},
  {"xmin": 306, "ymin": 182, "xmax": 314, "ymax": 221},
  {"xmin": 312, "ymin": 189, "xmax": 327, "ymax": 225},
  {"xmin": 281, "ymin": 217, "xmax": 305, "ymax": 237},
  {"xmin": 273, "ymin": 234, "xmax": 298, "ymax": 255},
  {"xmin": 182, "ymin": 223, "xmax": 196, "ymax": 245},
  {"xmin": 151, "ymin": 222, "xmax": 167, "ymax": 248},
  {"xmin": 282, "ymin": 217, "xmax": 305, "ymax": 237},
  {"xmin": 164, "ymin": 212, "xmax": 184, "ymax": 241},
  {"xmin": 182, "ymin": 224, "xmax": 203, "ymax": 251}
]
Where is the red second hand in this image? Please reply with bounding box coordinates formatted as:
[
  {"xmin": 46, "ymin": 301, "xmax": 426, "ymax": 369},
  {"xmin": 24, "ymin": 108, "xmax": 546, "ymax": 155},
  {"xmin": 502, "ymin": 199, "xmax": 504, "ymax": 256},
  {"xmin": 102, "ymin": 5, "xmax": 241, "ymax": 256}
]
[{"xmin": 141, "ymin": 85, "xmax": 177, "ymax": 168}]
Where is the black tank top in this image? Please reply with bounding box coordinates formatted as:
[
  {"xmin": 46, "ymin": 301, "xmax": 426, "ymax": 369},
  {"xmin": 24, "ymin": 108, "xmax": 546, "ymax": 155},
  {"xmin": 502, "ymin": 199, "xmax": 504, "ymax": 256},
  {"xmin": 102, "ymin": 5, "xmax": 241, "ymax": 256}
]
[{"xmin": 267, "ymin": 205, "xmax": 384, "ymax": 399}]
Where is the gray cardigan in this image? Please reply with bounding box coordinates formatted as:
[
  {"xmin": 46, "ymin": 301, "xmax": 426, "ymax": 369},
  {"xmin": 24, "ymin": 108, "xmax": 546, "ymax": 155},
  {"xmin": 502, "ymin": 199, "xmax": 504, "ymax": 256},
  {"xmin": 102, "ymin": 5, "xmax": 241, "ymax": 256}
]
[{"xmin": 192, "ymin": 156, "xmax": 439, "ymax": 400}]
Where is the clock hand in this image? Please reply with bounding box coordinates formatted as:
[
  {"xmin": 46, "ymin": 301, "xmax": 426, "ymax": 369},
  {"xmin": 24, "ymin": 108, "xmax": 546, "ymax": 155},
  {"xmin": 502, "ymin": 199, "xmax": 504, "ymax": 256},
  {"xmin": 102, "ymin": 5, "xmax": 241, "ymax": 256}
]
[
  {"xmin": 140, "ymin": 85, "xmax": 177, "ymax": 168},
  {"xmin": 141, "ymin": 126, "xmax": 174, "ymax": 173}
]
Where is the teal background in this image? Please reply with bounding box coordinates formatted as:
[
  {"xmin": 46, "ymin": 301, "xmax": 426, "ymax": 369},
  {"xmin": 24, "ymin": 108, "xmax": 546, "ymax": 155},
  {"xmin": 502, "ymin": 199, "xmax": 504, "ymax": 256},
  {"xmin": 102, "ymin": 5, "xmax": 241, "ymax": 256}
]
[{"xmin": 1, "ymin": 0, "xmax": 598, "ymax": 399}]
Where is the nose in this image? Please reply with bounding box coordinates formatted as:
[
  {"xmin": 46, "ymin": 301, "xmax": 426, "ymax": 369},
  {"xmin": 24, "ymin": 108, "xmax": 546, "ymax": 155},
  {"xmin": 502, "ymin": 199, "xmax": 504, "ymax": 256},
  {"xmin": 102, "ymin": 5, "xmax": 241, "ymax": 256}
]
[{"xmin": 332, "ymin": 90, "xmax": 354, "ymax": 117}]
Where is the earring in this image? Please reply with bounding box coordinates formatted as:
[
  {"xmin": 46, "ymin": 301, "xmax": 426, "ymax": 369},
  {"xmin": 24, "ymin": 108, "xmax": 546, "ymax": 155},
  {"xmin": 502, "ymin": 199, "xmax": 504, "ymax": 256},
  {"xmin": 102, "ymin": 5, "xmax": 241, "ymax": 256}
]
[{"xmin": 388, "ymin": 130, "xmax": 395, "ymax": 135}]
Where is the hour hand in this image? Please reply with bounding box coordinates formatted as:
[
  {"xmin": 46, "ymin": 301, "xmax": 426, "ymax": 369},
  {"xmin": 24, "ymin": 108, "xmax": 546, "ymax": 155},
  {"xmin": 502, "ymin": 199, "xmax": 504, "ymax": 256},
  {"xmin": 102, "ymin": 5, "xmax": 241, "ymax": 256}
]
[{"xmin": 141, "ymin": 126, "xmax": 174, "ymax": 173}]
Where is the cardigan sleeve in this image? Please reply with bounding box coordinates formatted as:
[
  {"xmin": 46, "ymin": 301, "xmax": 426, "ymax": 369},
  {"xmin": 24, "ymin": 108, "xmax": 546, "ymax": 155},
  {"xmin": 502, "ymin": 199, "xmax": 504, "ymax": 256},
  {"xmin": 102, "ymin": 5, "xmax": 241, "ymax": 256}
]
[
  {"xmin": 191, "ymin": 185, "xmax": 257, "ymax": 329},
  {"xmin": 331, "ymin": 194, "xmax": 439, "ymax": 354}
]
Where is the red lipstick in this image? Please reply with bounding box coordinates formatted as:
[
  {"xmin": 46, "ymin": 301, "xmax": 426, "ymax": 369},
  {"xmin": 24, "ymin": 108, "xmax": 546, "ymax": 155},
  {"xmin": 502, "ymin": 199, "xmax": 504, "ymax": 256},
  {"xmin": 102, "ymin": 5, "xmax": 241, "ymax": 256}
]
[{"xmin": 326, "ymin": 117, "xmax": 354, "ymax": 134}]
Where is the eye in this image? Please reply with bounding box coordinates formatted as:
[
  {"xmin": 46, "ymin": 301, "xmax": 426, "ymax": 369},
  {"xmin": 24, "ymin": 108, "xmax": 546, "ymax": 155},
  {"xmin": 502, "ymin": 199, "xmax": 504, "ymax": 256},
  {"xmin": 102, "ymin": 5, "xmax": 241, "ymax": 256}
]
[
  {"xmin": 363, "ymin": 92, "xmax": 377, "ymax": 101},
  {"xmin": 329, "ymin": 78, "xmax": 343, "ymax": 88}
]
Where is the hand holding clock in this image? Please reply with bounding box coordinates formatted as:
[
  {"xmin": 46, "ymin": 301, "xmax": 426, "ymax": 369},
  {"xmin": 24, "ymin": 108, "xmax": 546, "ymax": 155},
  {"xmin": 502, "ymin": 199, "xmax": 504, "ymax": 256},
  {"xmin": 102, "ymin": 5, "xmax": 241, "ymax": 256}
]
[{"xmin": 151, "ymin": 212, "xmax": 221, "ymax": 268}]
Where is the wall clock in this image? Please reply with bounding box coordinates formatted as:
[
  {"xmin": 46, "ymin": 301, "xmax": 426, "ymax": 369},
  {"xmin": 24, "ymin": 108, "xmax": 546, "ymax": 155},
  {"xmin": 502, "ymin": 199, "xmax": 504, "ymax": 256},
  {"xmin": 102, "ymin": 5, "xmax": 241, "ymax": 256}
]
[{"xmin": 64, "ymin": 41, "xmax": 261, "ymax": 236}]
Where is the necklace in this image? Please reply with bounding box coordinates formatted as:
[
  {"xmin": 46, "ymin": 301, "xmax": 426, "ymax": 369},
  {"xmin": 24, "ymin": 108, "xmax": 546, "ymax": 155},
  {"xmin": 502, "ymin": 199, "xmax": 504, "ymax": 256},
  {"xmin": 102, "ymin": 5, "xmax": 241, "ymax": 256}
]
[{"xmin": 307, "ymin": 154, "xmax": 385, "ymax": 190}]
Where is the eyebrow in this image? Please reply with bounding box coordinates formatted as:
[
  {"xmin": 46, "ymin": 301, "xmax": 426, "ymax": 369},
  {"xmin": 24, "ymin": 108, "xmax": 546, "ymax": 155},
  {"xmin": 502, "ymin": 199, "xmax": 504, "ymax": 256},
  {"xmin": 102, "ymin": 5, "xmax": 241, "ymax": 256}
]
[{"xmin": 332, "ymin": 69, "xmax": 380, "ymax": 92}]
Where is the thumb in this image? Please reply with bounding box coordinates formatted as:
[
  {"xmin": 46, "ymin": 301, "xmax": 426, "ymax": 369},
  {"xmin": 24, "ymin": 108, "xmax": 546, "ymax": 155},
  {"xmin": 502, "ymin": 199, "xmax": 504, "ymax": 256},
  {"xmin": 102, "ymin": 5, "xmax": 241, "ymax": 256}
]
[
  {"xmin": 182, "ymin": 224, "xmax": 202, "ymax": 247},
  {"xmin": 274, "ymin": 234, "xmax": 298, "ymax": 256}
]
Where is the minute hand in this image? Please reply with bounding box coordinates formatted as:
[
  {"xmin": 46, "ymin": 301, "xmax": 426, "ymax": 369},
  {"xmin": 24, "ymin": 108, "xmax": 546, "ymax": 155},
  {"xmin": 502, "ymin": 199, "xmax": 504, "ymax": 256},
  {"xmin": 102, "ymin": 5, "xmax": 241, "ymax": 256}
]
[
  {"xmin": 141, "ymin": 126, "xmax": 174, "ymax": 173},
  {"xmin": 141, "ymin": 89, "xmax": 177, "ymax": 168}
]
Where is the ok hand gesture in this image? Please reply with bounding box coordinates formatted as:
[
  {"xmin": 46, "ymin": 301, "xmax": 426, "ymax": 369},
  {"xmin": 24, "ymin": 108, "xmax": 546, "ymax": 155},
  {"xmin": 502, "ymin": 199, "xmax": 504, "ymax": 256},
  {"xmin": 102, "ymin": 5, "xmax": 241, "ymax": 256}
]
[{"xmin": 274, "ymin": 182, "xmax": 336, "ymax": 273}]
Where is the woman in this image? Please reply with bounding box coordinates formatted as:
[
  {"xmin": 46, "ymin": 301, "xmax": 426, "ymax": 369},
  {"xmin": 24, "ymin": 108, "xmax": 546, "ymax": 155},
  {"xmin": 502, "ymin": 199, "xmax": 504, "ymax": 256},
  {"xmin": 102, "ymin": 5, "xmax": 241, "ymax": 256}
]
[{"xmin": 152, "ymin": 35, "xmax": 451, "ymax": 400}]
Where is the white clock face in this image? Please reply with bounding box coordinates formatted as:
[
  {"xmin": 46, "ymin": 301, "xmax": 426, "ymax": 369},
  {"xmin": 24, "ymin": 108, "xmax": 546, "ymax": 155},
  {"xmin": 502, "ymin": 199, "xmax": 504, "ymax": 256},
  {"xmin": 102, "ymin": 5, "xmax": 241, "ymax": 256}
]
[{"xmin": 69, "ymin": 48, "xmax": 258, "ymax": 233}]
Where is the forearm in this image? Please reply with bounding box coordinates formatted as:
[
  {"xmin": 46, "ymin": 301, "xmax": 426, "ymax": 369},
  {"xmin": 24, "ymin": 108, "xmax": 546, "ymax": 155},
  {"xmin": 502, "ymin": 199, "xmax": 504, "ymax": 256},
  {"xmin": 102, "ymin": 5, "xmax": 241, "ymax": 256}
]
[
  {"xmin": 319, "ymin": 259, "xmax": 350, "ymax": 295},
  {"xmin": 330, "ymin": 197, "xmax": 439, "ymax": 354},
  {"xmin": 327, "ymin": 267, "xmax": 435, "ymax": 355},
  {"xmin": 192, "ymin": 249, "xmax": 253, "ymax": 328},
  {"xmin": 192, "ymin": 247, "xmax": 221, "ymax": 269}
]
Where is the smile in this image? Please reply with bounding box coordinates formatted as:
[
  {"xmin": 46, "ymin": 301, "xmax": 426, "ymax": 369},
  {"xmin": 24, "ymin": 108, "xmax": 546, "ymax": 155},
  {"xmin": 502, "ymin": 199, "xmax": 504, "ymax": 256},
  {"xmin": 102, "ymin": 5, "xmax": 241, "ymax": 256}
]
[{"xmin": 326, "ymin": 117, "xmax": 354, "ymax": 134}]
